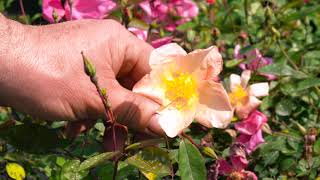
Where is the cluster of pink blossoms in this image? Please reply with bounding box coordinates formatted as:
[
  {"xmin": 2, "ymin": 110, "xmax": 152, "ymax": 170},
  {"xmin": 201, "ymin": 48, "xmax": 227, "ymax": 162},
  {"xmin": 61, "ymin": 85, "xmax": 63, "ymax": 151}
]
[
  {"xmin": 216, "ymin": 69, "xmax": 270, "ymax": 178},
  {"xmin": 42, "ymin": 0, "xmax": 117, "ymax": 22},
  {"xmin": 129, "ymin": 0, "xmax": 199, "ymax": 47}
]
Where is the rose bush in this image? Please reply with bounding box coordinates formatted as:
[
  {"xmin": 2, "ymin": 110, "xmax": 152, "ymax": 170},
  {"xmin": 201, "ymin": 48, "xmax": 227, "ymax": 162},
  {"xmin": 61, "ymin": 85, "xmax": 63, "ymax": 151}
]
[{"xmin": 0, "ymin": 0, "xmax": 320, "ymax": 179}]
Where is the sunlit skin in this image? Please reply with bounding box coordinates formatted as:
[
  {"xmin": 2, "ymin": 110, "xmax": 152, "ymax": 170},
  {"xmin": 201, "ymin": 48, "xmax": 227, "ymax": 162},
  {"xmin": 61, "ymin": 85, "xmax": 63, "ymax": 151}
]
[{"xmin": 0, "ymin": 13, "xmax": 162, "ymax": 135}]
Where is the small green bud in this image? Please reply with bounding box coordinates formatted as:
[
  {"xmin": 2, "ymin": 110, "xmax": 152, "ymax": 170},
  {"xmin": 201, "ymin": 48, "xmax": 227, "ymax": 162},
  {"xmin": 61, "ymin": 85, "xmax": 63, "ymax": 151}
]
[
  {"xmin": 271, "ymin": 26, "xmax": 281, "ymax": 38},
  {"xmin": 81, "ymin": 52, "xmax": 96, "ymax": 78},
  {"xmin": 202, "ymin": 147, "xmax": 218, "ymax": 159},
  {"xmin": 52, "ymin": 9, "xmax": 59, "ymax": 23},
  {"xmin": 101, "ymin": 88, "xmax": 107, "ymax": 97}
]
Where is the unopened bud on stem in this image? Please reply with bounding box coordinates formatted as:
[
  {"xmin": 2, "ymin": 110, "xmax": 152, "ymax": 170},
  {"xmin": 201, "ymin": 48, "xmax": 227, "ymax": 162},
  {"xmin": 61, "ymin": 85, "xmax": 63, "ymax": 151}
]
[{"xmin": 81, "ymin": 51, "xmax": 96, "ymax": 78}]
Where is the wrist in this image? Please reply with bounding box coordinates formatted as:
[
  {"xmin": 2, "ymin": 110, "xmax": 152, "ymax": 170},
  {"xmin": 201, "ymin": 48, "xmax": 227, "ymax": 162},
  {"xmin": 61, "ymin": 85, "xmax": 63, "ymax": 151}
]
[{"xmin": 0, "ymin": 15, "xmax": 32, "ymax": 106}]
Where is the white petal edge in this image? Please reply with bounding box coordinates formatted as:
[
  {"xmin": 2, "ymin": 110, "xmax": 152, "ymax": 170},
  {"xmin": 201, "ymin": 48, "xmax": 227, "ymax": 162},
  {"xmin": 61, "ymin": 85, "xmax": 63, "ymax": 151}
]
[
  {"xmin": 149, "ymin": 43, "xmax": 187, "ymax": 68},
  {"xmin": 241, "ymin": 70, "xmax": 251, "ymax": 88},
  {"xmin": 248, "ymin": 83, "xmax": 269, "ymax": 97},
  {"xmin": 230, "ymin": 74, "xmax": 241, "ymax": 91},
  {"xmin": 157, "ymin": 106, "xmax": 195, "ymax": 138},
  {"xmin": 195, "ymin": 104, "xmax": 234, "ymax": 128}
]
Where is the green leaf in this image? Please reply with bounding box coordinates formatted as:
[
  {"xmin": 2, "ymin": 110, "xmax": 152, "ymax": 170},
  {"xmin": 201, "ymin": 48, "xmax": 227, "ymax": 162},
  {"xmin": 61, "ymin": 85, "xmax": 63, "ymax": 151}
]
[
  {"xmin": 295, "ymin": 78, "xmax": 320, "ymax": 92},
  {"xmin": 0, "ymin": 123, "xmax": 69, "ymax": 153},
  {"xmin": 79, "ymin": 151, "xmax": 120, "ymax": 171},
  {"xmin": 282, "ymin": 5, "xmax": 320, "ymax": 22},
  {"xmin": 60, "ymin": 160, "xmax": 88, "ymax": 180},
  {"xmin": 239, "ymin": 45, "xmax": 257, "ymax": 54},
  {"xmin": 187, "ymin": 30, "xmax": 196, "ymax": 42},
  {"xmin": 280, "ymin": 158, "xmax": 295, "ymax": 171},
  {"xmin": 176, "ymin": 21, "xmax": 197, "ymax": 31},
  {"xmin": 128, "ymin": 18, "xmax": 149, "ymax": 30},
  {"xmin": 56, "ymin": 157, "xmax": 66, "ymax": 167},
  {"xmin": 259, "ymin": 62, "xmax": 307, "ymax": 78},
  {"xmin": 263, "ymin": 151, "xmax": 279, "ymax": 166},
  {"xmin": 126, "ymin": 147, "xmax": 171, "ymax": 177},
  {"xmin": 178, "ymin": 139, "xmax": 206, "ymax": 180},
  {"xmin": 314, "ymin": 138, "xmax": 320, "ymax": 155},
  {"xmin": 275, "ymin": 99, "xmax": 295, "ymax": 116},
  {"xmin": 125, "ymin": 138, "xmax": 164, "ymax": 151},
  {"xmin": 225, "ymin": 59, "xmax": 244, "ymax": 68}
]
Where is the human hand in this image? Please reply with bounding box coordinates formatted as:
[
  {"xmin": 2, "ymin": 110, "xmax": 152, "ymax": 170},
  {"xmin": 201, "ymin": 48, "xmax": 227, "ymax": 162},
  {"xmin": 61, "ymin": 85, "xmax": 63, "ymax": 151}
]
[{"xmin": 0, "ymin": 18, "xmax": 162, "ymax": 134}]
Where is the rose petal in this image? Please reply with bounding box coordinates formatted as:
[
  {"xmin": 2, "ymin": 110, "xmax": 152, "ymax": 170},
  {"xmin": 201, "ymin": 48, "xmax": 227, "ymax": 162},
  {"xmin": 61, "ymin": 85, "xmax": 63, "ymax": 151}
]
[
  {"xmin": 237, "ymin": 130, "xmax": 265, "ymax": 154},
  {"xmin": 149, "ymin": 43, "xmax": 187, "ymax": 68},
  {"xmin": 218, "ymin": 159, "xmax": 233, "ymax": 175},
  {"xmin": 42, "ymin": 0, "xmax": 65, "ymax": 23},
  {"xmin": 172, "ymin": 0, "xmax": 199, "ymax": 18},
  {"xmin": 198, "ymin": 81, "xmax": 232, "ymax": 111},
  {"xmin": 230, "ymin": 155, "xmax": 248, "ymax": 171},
  {"xmin": 234, "ymin": 44, "xmax": 242, "ymax": 59},
  {"xmin": 151, "ymin": 36, "xmax": 173, "ymax": 48},
  {"xmin": 65, "ymin": 0, "xmax": 116, "ymax": 20},
  {"xmin": 235, "ymin": 110, "xmax": 267, "ymax": 135},
  {"xmin": 235, "ymin": 96, "xmax": 261, "ymax": 119},
  {"xmin": 248, "ymin": 83, "xmax": 269, "ymax": 97},
  {"xmin": 128, "ymin": 27, "xmax": 148, "ymax": 41},
  {"xmin": 195, "ymin": 104, "xmax": 233, "ymax": 128},
  {"xmin": 132, "ymin": 74, "xmax": 166, "ymax": 105},
  {"xmin": 244, "ymin": 171, "xmax": 258, "ymax": 180},
  {"xmin": 156, "ymin": 106, "xmax": 195, "ymax": 137},
  {"xmin": 230, "ymin": 74, "xmax": 241, "ymax": 91},
  {"xmin": 182, "ymin": 46, "xmax": 223, "ymax": 78},
  {"xmin": 241, "ymin": 70, "xmax": 251, "ymax": 88}
]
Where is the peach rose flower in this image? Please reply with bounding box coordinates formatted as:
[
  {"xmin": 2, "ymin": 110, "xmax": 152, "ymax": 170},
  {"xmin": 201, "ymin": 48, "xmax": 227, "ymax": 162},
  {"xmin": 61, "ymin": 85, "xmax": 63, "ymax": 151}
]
[
  {"xmin": 133, "ymin": 43, "xmax": 233, "ymax": 137},
  {"xmin": 228, "ymin": 70, "xmax": 269, "ymax": 119}
]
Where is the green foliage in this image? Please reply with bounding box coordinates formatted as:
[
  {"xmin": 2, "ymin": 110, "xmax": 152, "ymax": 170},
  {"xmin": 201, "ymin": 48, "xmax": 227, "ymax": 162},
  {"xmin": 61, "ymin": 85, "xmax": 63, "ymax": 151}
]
[
  {"xmin": 178, "ymin": 139, "xmax": 207, "ymax": 180},
  {"xmin": 0, "ymin": 0, "xmax": 320, "ymax": 179}
]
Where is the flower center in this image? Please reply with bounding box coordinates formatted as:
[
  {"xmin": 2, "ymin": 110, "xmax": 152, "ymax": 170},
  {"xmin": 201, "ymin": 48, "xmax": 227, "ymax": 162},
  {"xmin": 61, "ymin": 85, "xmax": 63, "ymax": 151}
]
[
  {"xmin": 229, "ymin": 85, "xmax": 248, "ymax": 106},
  {"xmin": 162, "ymin": 72, "xmax": 198, "ymax": 110}
]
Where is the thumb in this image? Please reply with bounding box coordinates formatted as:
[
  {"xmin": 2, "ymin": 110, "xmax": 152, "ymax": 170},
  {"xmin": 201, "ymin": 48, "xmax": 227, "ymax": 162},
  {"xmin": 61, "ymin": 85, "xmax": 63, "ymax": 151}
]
[{"xmin": 102, "ymin": 79, "xmax": 160, "ymax": 131}]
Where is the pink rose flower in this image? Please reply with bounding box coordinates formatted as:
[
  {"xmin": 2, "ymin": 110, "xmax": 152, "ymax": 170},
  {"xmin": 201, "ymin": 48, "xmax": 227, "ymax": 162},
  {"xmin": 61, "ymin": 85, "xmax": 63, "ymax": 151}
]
[
  {"xmin": 234, "ymin": 44, "xmax": 276, "ymax": 80},
  {"xmin": 42, "ymin": 0, "xmax": 65, "ymax": 23},
  {"xmin": 139, "ymin": 0, "xmax": 198, "ymax": 31},
  {"xmin": 139, "ymin": 0, "xmax": 169, "ymax": 22},
  {"xmin": 65, "ymin": 0, "xmax": 117, "ymax": 20},
  {"xmin": 228, "ymin": 70, "xmax": 269, "ymax": 119},
  {"xmin": 218, "ymin": 157, "xmax": 257, "ymax": 180},
  {"xmin": 151, "ymin": 36, "xmax": 173, "ymax": 48},
  {"xmin": 235, "ymin": 110, "xmax": 267, "ymax": 154},
  {"xmin": 170, "ymin": 0, "xmax": 199, "ymax": 19},
  {"xmin": 128, "ymin": 27, "xmax": 148, "ymax": 41}
]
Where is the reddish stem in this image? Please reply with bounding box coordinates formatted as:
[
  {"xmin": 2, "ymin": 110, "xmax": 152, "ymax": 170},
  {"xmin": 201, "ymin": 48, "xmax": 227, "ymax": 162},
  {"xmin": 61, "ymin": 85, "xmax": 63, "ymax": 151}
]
[
  {"xmin": 181, "ymin": 132, "xmax": 200, "ymax": 149},
  {"xmin": 19, "ymin": 0, "xmax": 26, "ymax": 17}
]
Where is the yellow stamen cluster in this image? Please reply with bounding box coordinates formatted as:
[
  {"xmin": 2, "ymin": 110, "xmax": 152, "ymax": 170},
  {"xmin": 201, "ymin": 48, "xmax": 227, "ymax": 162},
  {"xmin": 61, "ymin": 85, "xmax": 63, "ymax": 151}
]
[
  {"xmin": 162, "ymin": 72, "xmax": 198, "ymax": 110},
  {"xmin": 229, "ymin": 85, "xmax": 248, "ymax": 106}
]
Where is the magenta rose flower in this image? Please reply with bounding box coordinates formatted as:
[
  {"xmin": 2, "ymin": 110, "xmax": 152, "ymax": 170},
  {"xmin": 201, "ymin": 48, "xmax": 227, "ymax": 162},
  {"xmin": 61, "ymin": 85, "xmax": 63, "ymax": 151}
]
[
  {"xmin": 218, "ymin": 156, "xmax": 257, "ymax": 180},
  {"xmin": 235, "ymin": 110, "xmax": 268, "ymax": 154},
  {"xmin": 42, "ymin": 0, "xmax": 65, "ymax": 23},
  {"xmin": 151, "ymin": 36, "xmax": 173, "ymax": 48},
  {"xmin": 234, "ymin": 44, "xmax": 276, "ymax": 80},
  {"xmin": 64, "ymin": 0, "xmax": 117, "ymax": 20},
  {"xmin": 128, "ymin": 27, "xmax": 148, "ymax": 41},
  {"xmin": 139, "ymin": 0, "xmax": 198, "ymax": 31}
]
